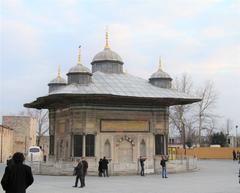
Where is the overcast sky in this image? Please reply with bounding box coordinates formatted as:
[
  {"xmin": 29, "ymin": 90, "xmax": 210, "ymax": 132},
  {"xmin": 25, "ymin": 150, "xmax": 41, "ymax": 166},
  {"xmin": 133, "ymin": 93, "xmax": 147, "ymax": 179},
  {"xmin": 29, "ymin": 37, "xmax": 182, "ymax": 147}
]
[{"xmin": 1, "ymin": 0, "xmax": 240, "ymax": 133}]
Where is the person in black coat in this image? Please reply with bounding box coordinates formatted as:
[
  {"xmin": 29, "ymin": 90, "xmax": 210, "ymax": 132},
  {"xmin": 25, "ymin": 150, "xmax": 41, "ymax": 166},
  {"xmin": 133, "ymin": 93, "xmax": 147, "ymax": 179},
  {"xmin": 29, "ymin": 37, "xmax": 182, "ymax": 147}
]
[
  {"xmin": 81, "ymin": 157, "xmax": 88, "ymax": 187},
  {"xmin": 73, "ymin": 159, "xmax": 84, "ymax": 188},
  {"xmin": 1, "ymin": 152, "xmax": 34, "ymax": 193},
  {"xmin": 98, "ymin": 158, "xmax": 103, "ymax": 177},
  {"xmin": 233, "ymin": 150, "xmax": 237, "ymax": 160},
  {"xmin": 139, "ymin": 156, "xmax": 147, "ymax": 176},
  {"xmin": 102, "ymin": 157, "xmax": 109, "ymax": 177}
]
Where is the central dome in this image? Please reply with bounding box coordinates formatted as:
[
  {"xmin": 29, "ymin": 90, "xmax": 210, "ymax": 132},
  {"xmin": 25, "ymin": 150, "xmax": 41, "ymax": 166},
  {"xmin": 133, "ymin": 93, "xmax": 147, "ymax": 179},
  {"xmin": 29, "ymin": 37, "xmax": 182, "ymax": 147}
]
[
  {"xmin": 91, "ymin": 47, "xmax": 123, "ymax": 64},
  {"xmin": 91, "ymin": 31, "xmax": 124, "ymax": 74}
]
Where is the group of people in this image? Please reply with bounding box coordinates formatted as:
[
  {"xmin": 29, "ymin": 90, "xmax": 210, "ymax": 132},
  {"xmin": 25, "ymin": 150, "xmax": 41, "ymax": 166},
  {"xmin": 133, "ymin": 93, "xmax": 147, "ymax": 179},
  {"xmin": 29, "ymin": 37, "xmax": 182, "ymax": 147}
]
[
  {"xmin": 232, "ymin": 150, "xmax": 240, "ymax": 163},
  {"xmin": 73, "ymin": 157, "xmax": 88, "ymax": 188},
  {"xmin": 139, "ymin": 155, "xmax": 168, "ymax": 178},
  {"xmin": 0, "ymin": 152, "xmax": 170, "ymax": 193},
  {"xmin": 98, "ymin": 156, "xmax": 110, "ymax": 177}
]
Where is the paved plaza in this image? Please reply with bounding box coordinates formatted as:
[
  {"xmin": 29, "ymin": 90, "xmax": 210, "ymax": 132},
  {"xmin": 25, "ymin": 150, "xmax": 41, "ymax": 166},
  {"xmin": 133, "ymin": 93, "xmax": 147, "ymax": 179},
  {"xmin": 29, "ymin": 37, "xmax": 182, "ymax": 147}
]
[{"xmin": 0, "ymin": 160, "xmax": 239, "ymax": 193}]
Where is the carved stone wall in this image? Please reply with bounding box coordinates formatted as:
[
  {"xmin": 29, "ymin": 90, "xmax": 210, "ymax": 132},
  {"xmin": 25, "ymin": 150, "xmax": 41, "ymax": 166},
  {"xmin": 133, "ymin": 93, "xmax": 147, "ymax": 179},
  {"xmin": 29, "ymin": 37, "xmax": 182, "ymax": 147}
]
[{"xmin": 49, "ymin": 106, "xmax": 169, "ymax": 174}]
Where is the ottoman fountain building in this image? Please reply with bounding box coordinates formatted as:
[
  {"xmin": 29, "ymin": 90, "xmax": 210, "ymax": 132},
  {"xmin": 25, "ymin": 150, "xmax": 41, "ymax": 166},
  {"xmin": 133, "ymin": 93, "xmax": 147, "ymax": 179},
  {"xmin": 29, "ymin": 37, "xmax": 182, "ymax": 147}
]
[{"xmin": 25, "ymin": 32, "xmax": 200, "ymax": 174}]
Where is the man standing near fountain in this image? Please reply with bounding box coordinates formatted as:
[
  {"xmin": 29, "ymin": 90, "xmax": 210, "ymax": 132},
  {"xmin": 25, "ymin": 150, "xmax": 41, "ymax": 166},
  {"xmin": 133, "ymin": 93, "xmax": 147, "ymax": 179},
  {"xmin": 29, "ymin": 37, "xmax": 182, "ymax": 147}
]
[{"xmin": 160, "ymin": 155, "xmax": 168, "ymax": 178}]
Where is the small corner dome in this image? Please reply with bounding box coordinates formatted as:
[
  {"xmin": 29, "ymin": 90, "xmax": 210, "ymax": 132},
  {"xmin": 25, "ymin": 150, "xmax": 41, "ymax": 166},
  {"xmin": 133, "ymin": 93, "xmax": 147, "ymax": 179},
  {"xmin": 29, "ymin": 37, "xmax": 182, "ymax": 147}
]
[
  {"xmin": 150, "ymin": 69, "xmax": 172, "ymax": 80},
  {"xmin": 49, "ymin": 76, "xmax": 67, "ymax": 85},
  {"xmin": 67, "ymin": 64, "xmax": 91, "ymax": 75},
  {"xmin": 91, "ymin": 48, "xmax": 123, "ymax": 64}
]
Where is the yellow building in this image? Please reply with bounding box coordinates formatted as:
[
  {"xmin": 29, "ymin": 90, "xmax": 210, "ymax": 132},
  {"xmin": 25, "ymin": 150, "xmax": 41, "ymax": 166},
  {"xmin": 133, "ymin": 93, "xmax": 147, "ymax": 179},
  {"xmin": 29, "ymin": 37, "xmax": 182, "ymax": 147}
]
[
  {"xmin": 2, "ymin": 116, "xmax": 37, "ymax": 155},
  {"xmin": 0, "ymin": 125, "xmax": 14, "ymax": 163}
]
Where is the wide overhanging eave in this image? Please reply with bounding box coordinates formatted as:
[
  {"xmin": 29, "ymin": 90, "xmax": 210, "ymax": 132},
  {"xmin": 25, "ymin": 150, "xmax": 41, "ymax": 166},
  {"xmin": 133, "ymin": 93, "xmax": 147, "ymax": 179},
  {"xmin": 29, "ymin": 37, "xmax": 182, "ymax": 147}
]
[{"xmin": 24, "ymin": 94, "xmax": 201, "ymax": 109}]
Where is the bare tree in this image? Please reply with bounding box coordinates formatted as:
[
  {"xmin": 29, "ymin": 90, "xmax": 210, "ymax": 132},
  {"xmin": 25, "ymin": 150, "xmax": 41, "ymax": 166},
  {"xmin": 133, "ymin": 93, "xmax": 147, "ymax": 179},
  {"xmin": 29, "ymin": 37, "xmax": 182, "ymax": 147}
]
[
  {"xmin": 170, "ymin": 74, "xmax": 195, "ymax": 149},
  {"xmin": 20, "ymin": 109, "xmax": 49, "ymax": 146},
  {"xmin": 195, "ymin": 81, "xmax": 218, "ymax": 146}
]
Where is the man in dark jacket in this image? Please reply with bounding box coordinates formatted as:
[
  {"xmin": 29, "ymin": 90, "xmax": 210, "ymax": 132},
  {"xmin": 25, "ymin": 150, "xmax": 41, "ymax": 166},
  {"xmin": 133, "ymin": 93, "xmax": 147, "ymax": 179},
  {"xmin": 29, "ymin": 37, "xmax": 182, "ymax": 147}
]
[
  {"xmin": 81, "ymin": 157, "xmax": 88, "ymax": 187},
  {"xmin": 73, "ymin": 159, "xmax": 84, "ymax": 188},
  {"xmin": 233, "ymin": 150, "xmax": 237, "ymax": 160},
  {"xmin": 102, "ymin": 157, "xmax": 109, "ymax": 177},
  {"xmin": 139, "ymin": 156, "xmax": 147, "ymax": 176},
  {"xmin": 160, "ymin": 155, "xmax": 168, "ymax": 178},
  {"xmin": 98, "ymin": 158, "xmax": 103, "ymax": 177},
  {"xmin": 1, "ymin": 152, "xmax": 34, "ymax": 193}
]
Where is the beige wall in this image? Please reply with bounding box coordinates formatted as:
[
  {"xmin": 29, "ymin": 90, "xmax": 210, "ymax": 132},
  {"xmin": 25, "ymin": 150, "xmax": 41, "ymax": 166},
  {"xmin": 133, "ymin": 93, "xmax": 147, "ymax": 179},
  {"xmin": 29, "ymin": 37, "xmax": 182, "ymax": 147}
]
[
  {"xmin": 176, "ymin": 147, "xmax": 240, "ymax": 159},
  {"xmin": 0, "ymin": 125, "xmax": 14, "ymax": 163},
  {"xmin": 29, "ymin": 118, "xmax": 37, "ymax": 147},
  {"xmin": 2, "ymin": 116, "xmax": 37, "ymax": 154}
]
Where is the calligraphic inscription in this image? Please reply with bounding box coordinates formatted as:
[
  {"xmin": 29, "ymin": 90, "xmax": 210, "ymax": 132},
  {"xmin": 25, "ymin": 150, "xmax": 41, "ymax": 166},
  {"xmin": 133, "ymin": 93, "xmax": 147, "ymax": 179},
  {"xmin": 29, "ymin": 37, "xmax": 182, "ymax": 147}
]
[{"xmin": 101, "ymin": 120, "xmax": 149, "ymax": 132}]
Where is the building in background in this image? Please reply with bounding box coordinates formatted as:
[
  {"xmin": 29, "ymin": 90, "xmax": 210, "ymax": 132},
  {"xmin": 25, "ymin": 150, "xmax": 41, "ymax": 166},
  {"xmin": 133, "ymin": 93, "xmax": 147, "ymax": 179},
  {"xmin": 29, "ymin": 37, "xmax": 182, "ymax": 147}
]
[
  {"xmin": 25, "ymin": 32, "xmax": 200, "ymax": 174},
  {"xmin": 0, "ymin": 125, "xmax": 14, "ymax": 163},
  {"xmin": 2, "ymin": 116, "xmax": 37, "ymax": 155}
]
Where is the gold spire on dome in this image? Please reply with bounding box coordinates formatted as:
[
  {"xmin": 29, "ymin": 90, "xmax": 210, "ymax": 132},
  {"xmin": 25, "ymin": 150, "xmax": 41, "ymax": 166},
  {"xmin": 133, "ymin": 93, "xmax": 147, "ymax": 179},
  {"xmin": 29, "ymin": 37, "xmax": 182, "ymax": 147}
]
[
  {"xmin": 57, "ymin": 64, "xmax": 61, "ymax": 80},
  {"xmin": 105, "ymin": 27, "xmax": 109, "ymax": 49},
  {"xmin": 77, "ymin": 45, "xmax": 81, "ymax": 65},
  {"xmin": 158, "ymin": 56, "xmax": 163, "ymax": 70}
]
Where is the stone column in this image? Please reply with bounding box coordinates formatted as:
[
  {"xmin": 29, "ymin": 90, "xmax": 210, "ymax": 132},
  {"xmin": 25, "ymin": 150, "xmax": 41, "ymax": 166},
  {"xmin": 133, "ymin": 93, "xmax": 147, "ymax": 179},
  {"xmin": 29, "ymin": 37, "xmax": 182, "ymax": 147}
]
[{"xmin": 83, "ymin": 134, "xmax": 86, "ymax": 157}]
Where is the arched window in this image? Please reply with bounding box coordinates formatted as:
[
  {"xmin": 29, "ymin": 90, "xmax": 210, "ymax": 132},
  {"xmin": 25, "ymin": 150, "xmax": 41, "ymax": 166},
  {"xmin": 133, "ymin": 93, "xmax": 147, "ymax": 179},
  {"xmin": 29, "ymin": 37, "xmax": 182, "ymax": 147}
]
[
  {"xmin": 140, "ymin": 139, "xmax": 146, "ymax": 157},
  {"xmin": 86, "ymin": 134, "xmax": 95, "ymax": 157},
  {"xmin": 104, "ymin": 140, "xmax": 111, "ymax": 158},
  {"xmin": 74, "ymin": 135, "xmax": 83, "ymax": 157},
  {"xmin": 155, "ymin": 134, "xmax": 164, "ymax": 155}
]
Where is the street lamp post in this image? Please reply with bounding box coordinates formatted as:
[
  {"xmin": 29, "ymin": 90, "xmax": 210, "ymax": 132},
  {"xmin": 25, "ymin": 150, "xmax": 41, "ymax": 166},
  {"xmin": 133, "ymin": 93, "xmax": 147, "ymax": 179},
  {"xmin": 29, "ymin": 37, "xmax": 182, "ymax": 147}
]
[{"xmin": 236, "ymin": 125, "xmax": 239, "ymax": 147}]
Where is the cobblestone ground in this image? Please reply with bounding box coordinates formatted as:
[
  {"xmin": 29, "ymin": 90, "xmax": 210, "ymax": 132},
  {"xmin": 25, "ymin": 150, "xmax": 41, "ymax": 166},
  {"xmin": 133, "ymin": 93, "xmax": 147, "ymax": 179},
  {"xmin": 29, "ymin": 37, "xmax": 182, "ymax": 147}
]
[{"xmin": 0, "ymin": 160, "xmax": 239, "ymax": 193}]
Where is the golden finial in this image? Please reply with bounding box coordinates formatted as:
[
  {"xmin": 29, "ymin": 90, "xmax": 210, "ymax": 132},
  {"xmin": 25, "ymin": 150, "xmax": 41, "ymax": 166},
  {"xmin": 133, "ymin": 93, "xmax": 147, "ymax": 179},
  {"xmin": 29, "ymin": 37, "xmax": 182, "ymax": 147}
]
[
  {"xmin": 105, "ymin": 26, "xmax": 109, "ymax": 49},
  {"xmin": 57, "ymin": 64, "xmax": 61, "ymax": 80},
  {"xmin": 158, "ymin": 56, "xmax": 163, "ymax": 70},
  {"xmin": 77, "ymin": 45, "xmax": 81, "ymax": 64}
]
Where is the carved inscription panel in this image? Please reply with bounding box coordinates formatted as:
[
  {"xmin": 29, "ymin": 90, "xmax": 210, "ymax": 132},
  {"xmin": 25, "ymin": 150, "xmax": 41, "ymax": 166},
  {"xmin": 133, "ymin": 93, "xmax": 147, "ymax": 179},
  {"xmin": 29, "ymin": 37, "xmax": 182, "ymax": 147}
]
[{"xmin": 101, "ymin": 120, "xmax": 149, "ymax": 132}]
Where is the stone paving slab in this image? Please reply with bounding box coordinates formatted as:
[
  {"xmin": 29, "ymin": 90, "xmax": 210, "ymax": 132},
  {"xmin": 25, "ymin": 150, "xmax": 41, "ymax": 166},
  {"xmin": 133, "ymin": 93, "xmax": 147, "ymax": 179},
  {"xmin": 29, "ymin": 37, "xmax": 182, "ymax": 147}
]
[{"xmin": 0, "ymin": 160, "xmax": 239, "ymax": 193}]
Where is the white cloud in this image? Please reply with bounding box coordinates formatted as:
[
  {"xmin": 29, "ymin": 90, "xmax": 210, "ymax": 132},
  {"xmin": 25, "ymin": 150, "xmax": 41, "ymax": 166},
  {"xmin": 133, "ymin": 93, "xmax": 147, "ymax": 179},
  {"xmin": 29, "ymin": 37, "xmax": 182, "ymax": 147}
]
[
  {"xmin": 201, "ymin": 27, "xmax": 227, "ymax": 38},
  {"xmin": 2, "ymin": 20, "xmax": 41, "ymax": 56},
  {"xmin": 201, "ymin": 44, "xmax": 240, "ymax": 73}
]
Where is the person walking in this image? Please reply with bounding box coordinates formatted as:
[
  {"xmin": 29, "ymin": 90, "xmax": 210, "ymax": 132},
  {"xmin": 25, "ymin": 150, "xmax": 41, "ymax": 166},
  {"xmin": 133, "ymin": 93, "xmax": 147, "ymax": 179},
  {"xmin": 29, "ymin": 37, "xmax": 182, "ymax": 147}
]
[
  {"xmin": 73, "ymin": 159, "xmax": 84, "ymax": 188},
  {"xmin": 102, "ymin": 157, "xmax": 109, "ymax": 177},
  {"xmin": 160, "ymin": 155, "xmax": 168, "ymax": 178},
  {"xmin": 1, "ymin": 152, "xmax": 34, "ymax": 193},
  {"xmin": 233, "ymin": 150, "xmax": 237, "ymax": 161},
  {"xmin": 82, "ymin": 157, "xmax": 88, "ymax": 187},
  {"xmin": 139, "ymin": 156, "xmax": 146, "ymax": 176},
  {"xmin": 98, "ymin": 158, "xmax": 103, "ymax": 177}
]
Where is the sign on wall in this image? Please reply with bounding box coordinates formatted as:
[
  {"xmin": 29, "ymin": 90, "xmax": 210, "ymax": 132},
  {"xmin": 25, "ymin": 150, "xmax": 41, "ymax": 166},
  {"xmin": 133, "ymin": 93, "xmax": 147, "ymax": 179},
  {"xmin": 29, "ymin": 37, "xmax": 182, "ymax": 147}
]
[{"xmin": 100, "ymin": 119, "xmax": 150, "ymax": 132}]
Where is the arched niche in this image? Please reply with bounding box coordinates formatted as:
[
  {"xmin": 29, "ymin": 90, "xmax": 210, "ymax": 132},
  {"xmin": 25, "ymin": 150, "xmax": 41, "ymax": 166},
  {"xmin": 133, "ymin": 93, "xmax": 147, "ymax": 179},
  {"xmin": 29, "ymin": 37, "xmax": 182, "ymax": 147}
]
[
  {"xmin": 104, "ymin": 139, "xmax": 111, "ymax": 158},
  {"xmin": 140, "ymin": 139, "xmax": 146, "ymax": 157}
]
